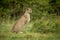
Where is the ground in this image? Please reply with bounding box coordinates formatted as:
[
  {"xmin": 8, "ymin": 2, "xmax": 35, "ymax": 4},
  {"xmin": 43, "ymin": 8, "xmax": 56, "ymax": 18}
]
[{"xmin": 0, "ymin": 19, "xmax": 60, "ymax": 40}]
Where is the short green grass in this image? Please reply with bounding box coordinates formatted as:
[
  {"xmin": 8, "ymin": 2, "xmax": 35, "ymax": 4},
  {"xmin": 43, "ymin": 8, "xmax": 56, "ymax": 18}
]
[{"xmin": 0, "ymin": 20, "xmax": 60, "ymax": 40}]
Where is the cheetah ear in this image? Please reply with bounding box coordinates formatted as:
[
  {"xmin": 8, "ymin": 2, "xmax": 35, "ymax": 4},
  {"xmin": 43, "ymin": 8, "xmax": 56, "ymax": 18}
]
[
  {"xmin": 26, "ymin": 8, "xmax": 29, "ymax": 11},
  {"xmin": 26, "ymin": 8, "xmax": 31, "ymax": 10}
]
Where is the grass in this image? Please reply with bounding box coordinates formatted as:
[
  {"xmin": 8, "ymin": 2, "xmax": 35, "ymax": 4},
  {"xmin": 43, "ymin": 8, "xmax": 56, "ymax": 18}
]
[
  {"xmin": 0, "ymin": 31, "xmax": 60, "ymax": 40},
  {"xmin": 0, "ymin": 15, "xmax": 60, "ymax": 40}
]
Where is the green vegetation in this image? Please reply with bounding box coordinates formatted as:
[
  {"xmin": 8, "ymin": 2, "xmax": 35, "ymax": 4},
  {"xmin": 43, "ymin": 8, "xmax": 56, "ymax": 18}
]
[
  {"xmin": 0, "ymin": 21, "xmax": 60, "ymax": 40},
  {"xmin": 0, "ymin": 0, "xmax": 60, "ymax": 40}
]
